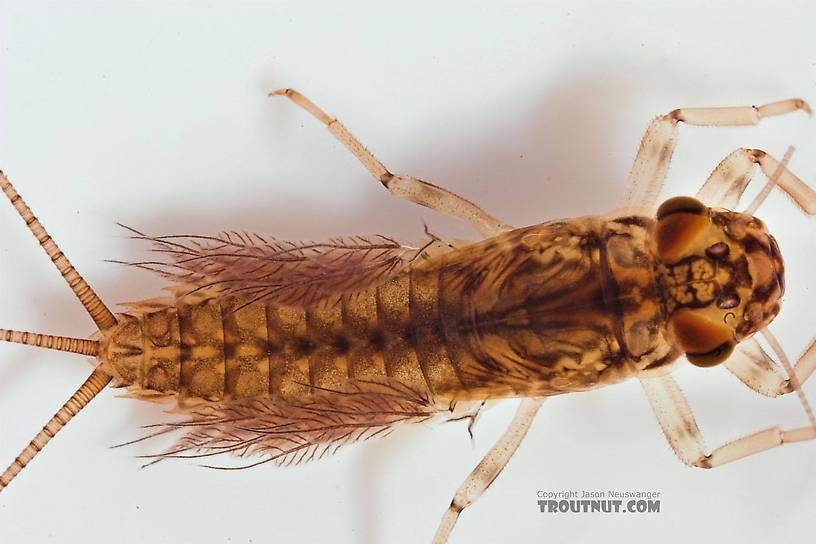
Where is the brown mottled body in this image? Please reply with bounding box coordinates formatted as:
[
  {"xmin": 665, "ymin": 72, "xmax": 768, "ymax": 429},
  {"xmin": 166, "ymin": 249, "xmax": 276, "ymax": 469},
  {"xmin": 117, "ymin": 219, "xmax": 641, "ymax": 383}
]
[
  {"xmin": 2, "ymin": 92, "xmax": 815, "ymax": 544},
  {"xmin": 100, "ymin": 212, "xmax": 678, "ymax": 408}
]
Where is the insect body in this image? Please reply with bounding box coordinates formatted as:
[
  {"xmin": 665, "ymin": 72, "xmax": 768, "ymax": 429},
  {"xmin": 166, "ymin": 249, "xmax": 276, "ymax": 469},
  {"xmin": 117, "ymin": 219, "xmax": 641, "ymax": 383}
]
[
  {"xmin": 1, "ymin": 91, "xmax": 816, "ymax": 543},
  {"xmin": 103, "ymin": 204, "xmax": 782, "ymax": 406},
  {"xmin": 106, "ymin": 217, "xmax": 664, "ymax": 408}
]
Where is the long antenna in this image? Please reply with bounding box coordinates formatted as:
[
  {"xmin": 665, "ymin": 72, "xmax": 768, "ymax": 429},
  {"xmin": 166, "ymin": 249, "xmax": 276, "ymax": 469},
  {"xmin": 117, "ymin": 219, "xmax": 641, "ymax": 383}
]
[
  {"xmin": 742, "ymin": 146, "xmax": 795, "ymax": 216},
  {"xmin": 761, "ymin": 328, "xmax": 816, "ymax": 428},
  {"xmin": 748, "ymin": 146, "xmax": 816, "ymax": 428}
]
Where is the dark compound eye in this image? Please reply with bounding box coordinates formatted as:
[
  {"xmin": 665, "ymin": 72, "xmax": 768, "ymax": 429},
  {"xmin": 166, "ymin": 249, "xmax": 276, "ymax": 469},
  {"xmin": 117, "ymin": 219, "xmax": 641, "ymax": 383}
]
[
  {"xmin": 655, "ymin": 198, "xmax": 710, "ymax": 263},
  {"xmin": 705, "ymin": 242, "xmax": 730, "ymax": 260},
  {"xmin": 716, "ymin": 292, "xmax": 740, "ymax": 309},
  {"xmin": 686, "ymin": 341, "xmax": 735, "ymax": 367},
  {"xmin": 656, "ymin": 196, "xmax": 707, "ymax": 220},
  {"xmin": 670, "ymin": 309, "xmax": 734, "ymax": 368}
]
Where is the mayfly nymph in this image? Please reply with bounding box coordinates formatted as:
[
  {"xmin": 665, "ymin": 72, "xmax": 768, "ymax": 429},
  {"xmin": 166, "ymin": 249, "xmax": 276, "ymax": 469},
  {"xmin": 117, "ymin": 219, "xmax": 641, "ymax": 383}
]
[{"xmin": 1, "ymin": 90, "xmax": 815, "ymax": 543}]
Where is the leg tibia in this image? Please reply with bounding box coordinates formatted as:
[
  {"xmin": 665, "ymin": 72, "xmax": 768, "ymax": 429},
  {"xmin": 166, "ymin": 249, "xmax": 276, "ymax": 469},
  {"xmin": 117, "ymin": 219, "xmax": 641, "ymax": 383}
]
[
  {"xmin": 622, "ymin": 98, "xmax": 811, "ymax": 209},
  {"xmin": 670, "ymin": 98, "xmax": 811, "ymax": 126},
  {"xmin": 432, "ymin": 398, "xmax": 543, "ymax": 544},
  {"xmin": 697, "ymin": 424, "xmax": 816, "ymax": 469},
  {"xmin": 640, "ymin": 374, "xmax": 816, "ymax": 469},
  {"xmin": 270, "ymin": 89, "xmax": 511, "ymax": 237},
  {"xmin": 726, "ymin": 337, "xmax": 816, "ymax": 398}
]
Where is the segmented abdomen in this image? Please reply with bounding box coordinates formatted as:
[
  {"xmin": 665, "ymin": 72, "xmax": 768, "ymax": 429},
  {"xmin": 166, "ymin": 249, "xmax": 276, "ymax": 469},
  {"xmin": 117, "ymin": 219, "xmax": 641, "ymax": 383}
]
[
  {"xmin": 101, "ymin": 215, "xmax": 672, "ymax": 409},
  {"xmin": 101, "ymin": 267, "xmax": 471, "ymax": 408}
]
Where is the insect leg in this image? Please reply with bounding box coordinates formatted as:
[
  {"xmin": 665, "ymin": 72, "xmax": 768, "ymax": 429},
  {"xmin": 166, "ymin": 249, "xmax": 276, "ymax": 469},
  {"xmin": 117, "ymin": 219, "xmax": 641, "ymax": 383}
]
[
  {"xmin": 694, "ymin": 148, "xmax": 816, "ymax": 214},
  {"xmin": 639, "ymin": 374, "xmax": 816, "ymax": 468},
  {"xmin": 270, "ymin": 89, "xmax": 511, "ymax": 238},
  {"xmin": 725, "ymin": 337, "xmax": 816, "ymax": 398},
  {"xmin": 432, "ymin": 398, "xmax": 543, "ymax": 544},
  {"xmin": 621, "ymin": 99, "xmax": 811, "ymax": 209}
]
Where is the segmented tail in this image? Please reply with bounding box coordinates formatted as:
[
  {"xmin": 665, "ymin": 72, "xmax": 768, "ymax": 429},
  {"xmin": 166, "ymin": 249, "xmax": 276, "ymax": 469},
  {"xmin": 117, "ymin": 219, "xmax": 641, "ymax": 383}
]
[{"xmin": 0, "ymin": 170, "xmax": 118, "ymax": 492}]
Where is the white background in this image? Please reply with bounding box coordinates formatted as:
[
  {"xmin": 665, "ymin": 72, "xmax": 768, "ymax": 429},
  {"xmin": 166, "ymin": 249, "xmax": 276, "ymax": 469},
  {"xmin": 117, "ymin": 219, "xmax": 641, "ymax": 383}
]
[{"xmin": 1, "ymin": 2, "xmax": 815, "ymax": 543}]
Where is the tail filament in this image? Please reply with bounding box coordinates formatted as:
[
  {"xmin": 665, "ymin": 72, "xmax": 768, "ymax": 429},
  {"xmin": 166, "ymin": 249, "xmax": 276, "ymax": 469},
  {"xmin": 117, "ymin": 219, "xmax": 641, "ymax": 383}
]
[
  {"xmin": 0, "ymin": 170, "xmax": 117, "ymax": 492},
  {"xmin": 0, "ymin": 368, "xmax": 112, "ymax": 492},
  {"xmin": 0, "ymin": 328, "xmax": 100, "ymax": 357},
  {"xmin": 0, "ymin": 170, "xmax": 117, "ymax": 330}
]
